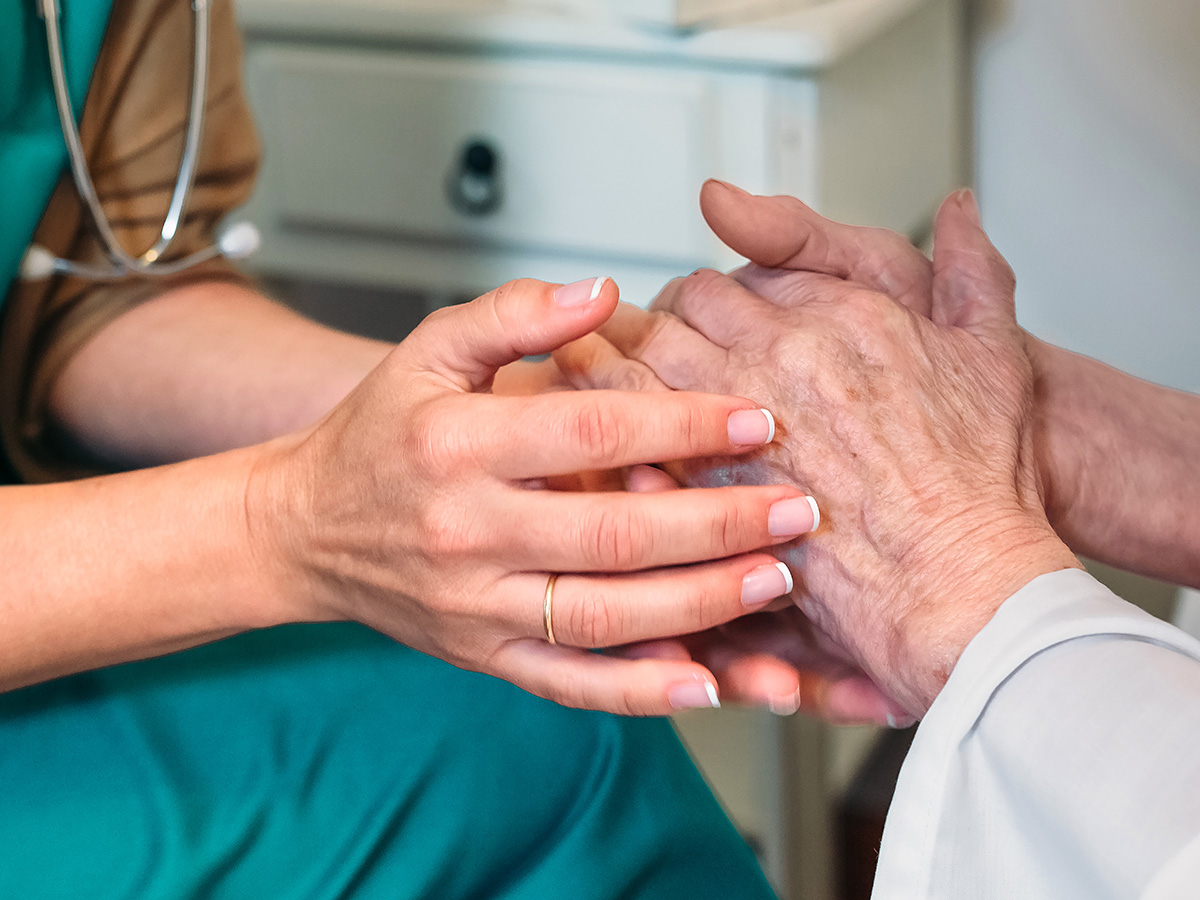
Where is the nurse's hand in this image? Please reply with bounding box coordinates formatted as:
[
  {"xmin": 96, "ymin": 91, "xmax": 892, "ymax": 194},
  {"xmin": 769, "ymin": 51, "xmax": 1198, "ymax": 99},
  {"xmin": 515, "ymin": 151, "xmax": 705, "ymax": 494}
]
[
  {"xmin": 580, "ymin": 196, "xmax": 1081, "ymax": 717},
  {"xmin": 247, "ymin": 278, "xmax": 819, "ymax": 716},
  {"xmin": 543, "ymin": 388, "xmax": 908, "ymax": 726}
]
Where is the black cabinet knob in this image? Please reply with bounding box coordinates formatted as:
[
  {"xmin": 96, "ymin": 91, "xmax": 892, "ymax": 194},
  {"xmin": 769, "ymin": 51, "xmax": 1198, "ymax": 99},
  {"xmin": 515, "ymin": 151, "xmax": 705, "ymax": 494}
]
[{"xmin": 448, "ymin": 139, "xmax": 503, "ymax": 216}]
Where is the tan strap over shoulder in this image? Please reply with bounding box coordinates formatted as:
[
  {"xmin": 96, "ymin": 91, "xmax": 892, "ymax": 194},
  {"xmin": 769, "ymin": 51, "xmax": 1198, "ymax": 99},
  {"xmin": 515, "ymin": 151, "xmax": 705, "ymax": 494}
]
[{"xmin": 0, "ymin": 0, "xmax": 260, "ymax": 482}]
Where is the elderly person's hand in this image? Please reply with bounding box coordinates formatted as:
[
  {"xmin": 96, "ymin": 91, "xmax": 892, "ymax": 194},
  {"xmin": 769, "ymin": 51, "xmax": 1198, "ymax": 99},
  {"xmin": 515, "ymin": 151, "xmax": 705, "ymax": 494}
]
[
  {"xmin": 694, "ymin": 181, "xmax": 1151, "ymax": 582},
  {"xmin": 553, "ymin": 352, "xmax": 909, "ymax": 727},
  {"xmin": 563, "ymin": 194, "xmax": 1081, "ymax": 717},
  {"xmin": 247, "ymin": 277, "xmax": 823, "ymax": 717}
]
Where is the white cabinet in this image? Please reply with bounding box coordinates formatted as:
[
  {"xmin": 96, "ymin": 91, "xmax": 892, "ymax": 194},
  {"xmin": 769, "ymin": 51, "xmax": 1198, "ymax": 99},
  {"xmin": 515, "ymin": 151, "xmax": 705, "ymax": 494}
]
[
  {"xmin": 255, "ymin": 50, "xmax": 726, "ymax": 263},
  {"xmin": 233, "ymin": 2, "xmax": 964, "ymax": 896},
  {"xmin": 236, "ymin": 0, "xmax": 964, "ymax": 307}
]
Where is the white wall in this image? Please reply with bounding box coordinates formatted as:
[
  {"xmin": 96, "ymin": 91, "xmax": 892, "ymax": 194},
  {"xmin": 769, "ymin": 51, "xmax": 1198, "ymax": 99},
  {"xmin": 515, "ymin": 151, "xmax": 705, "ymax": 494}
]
[{"xmin": 972, "ymin": 0, "xmax": 1200, "ymax": 393}]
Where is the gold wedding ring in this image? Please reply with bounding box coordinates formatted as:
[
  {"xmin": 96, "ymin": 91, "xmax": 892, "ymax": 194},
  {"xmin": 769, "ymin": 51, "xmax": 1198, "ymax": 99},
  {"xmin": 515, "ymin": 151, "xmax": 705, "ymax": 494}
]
[{"xmin": 543, "ymin": 574, "xmax": 560, "ymax": 645}]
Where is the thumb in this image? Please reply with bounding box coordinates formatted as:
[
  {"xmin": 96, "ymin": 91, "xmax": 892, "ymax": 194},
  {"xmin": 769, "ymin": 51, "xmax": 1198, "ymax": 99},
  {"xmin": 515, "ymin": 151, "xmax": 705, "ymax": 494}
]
[
  {"xmin": 699, "ymin": 180, "xmax": 934, "ymax": 315},
  {"xmin": 930, "ymin": 191, "xmax": 1018, "ymax": 335},
  {"xmin": 409, "ymin": 277, "xmax": 617, "ymax": 391}
]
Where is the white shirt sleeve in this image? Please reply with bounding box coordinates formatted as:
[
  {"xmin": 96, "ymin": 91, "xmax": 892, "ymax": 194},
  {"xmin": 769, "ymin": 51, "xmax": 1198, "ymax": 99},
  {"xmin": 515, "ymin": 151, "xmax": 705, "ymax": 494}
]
[{"xmin": 871, "ymin": 569, "xmax": 1200, "ymax": 900}]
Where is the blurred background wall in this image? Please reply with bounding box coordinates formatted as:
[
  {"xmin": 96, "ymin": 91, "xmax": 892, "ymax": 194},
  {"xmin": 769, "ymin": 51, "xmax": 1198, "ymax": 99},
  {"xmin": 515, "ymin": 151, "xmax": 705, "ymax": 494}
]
[{"xmin": 972, "ymin": 0, "xmax": 1200, "ymax": 393}]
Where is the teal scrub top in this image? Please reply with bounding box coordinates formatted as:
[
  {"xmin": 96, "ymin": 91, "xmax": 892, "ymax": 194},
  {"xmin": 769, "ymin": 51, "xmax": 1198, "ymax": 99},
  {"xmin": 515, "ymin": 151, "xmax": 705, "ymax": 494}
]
[
  {"xmin": 0, "ymin": 0, "xmax": 113, "ymax": 482},
  {"xmin": 0, "ymin": 0, "xmax": 115, "ymax": 306}
]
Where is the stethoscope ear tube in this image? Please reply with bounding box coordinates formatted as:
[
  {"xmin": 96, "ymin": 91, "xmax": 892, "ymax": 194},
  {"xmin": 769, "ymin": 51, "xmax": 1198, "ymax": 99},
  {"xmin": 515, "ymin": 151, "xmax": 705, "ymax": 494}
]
[{"xmin": 30, "ymin": 0, "xmax": 246, "ymax": 282}]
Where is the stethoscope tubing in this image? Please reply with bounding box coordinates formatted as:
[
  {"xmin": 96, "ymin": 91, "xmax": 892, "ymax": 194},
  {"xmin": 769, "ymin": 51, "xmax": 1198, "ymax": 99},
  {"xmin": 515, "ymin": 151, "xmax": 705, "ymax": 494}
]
[{"xmin": 30, "ymin": 0, "xmax": 217, "ymax": 280}]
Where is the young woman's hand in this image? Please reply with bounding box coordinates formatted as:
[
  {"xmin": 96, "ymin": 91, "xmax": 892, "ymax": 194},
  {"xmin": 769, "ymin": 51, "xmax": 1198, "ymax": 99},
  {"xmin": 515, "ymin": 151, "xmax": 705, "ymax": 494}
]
[{"xmin": 247, "ymin": 277, "xmax": 819, "ymax": 716}]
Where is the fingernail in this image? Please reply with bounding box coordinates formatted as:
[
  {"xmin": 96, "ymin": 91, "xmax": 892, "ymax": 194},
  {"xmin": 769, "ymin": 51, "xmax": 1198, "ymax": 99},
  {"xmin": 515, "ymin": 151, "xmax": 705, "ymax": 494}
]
[
  {"xmin": 768, "ymin": 496, "xmax": 820, "ymax": 537},
  {"xmin": 669, "ymin": 676, "xmax": 721, "ymax": 711},
  {"xmin": 708, "ymin": 178, "xmax": 748, "ymax": 195},
  {"xmin": 885, "ymin": 703, "xmax": 918, "ymax": 729},
  {"xmin": 728, "ymin": 408, "xmax": 776, "ymax": 445},
  {"xmin": 742, "ymin": 561, "xmax": 794, "ymax": 607},
  {"xmin": 826, "ymin": 677, "xmax": 914, "ymax": 728},
  {"xmin": 555, "ymin": 277, "xmax": 608, "ymax": 308},
  {"xmin": 959, "ymin": 189, "xmax": 982, "ymax": 226},
  {"xmin": 769, "ymin": 689, "xmax": 802, "ymax": 717}
]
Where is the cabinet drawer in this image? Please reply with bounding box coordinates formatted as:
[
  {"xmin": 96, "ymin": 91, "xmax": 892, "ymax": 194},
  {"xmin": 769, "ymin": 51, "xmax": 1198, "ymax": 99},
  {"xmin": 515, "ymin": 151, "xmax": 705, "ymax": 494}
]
[{"xmin": 246, "ymin": 47, "xmax": 721, "ymax": 263}]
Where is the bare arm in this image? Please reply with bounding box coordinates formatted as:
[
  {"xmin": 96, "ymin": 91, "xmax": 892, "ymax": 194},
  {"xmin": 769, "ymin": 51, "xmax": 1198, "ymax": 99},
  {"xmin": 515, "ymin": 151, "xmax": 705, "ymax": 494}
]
[
  {"xmin": 1, "ymin": 278, "xmax": 815, "ymax": 715},
  {"xmin": 1029, "ymin": 338, "xmax": 1200, "ymax": 588},
  {"xmin": 0, "ymin": 445, "xmax": 282, "ymax": 692},
  {"xmin": 49, "ymin": 281, "xmax": 392, "ymax": 467}
]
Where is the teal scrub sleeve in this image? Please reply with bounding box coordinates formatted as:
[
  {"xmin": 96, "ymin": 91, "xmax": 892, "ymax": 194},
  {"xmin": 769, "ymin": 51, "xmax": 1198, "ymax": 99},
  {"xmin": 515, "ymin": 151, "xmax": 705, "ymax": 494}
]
[{"xmin": 0, "ymin": 624, "xmax": 778, "ymax": 900}]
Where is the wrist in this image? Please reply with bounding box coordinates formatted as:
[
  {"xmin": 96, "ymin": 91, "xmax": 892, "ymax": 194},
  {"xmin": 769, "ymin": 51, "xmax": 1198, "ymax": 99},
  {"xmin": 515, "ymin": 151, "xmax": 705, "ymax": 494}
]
[
  {"xmin": 893, "ymin": 511, "xmax": 1081, "ymax": 715},
  {"xmin": 1026, "ymin": 335, "xmax": 1080, "ymax": 527},
  {"xmin": 241, "ymin": 431, "xmax": 337, "ymax": 628}
]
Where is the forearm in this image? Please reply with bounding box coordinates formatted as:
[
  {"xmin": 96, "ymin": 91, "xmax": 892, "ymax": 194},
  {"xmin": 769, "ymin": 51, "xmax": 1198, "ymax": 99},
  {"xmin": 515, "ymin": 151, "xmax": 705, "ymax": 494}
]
[
  {"xmin": 0, "ymin": 446, "xmax": 297, "ymax": 692},
  {"xmin": 1031, "ymin": 338, "xmax": 1200, "ymax": 587},
  {"xmin": 49, "ymin": 280, "xmax": 393, "ymax": 468}
]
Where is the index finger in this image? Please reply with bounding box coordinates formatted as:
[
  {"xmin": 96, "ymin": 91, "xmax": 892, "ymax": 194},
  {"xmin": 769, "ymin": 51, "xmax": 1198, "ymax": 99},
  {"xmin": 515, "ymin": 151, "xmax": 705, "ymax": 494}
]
[{"xmin": 482, "ymin": 390, "xmax": 777, "ymax": 479}]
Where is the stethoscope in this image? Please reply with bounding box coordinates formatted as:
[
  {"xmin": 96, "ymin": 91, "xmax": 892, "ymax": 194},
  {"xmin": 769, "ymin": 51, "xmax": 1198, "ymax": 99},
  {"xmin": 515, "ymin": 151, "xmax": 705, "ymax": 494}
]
[{"xmin": 19, "ymin": 0, "xmax": 260, "ymax": 282}]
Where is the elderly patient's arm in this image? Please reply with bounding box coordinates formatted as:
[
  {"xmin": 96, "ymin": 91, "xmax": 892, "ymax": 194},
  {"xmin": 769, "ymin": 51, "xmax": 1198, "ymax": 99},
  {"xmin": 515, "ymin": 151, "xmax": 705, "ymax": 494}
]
[{"xmin": 697, "ymin": 180, "xmax": 1200, "ymax": 590}]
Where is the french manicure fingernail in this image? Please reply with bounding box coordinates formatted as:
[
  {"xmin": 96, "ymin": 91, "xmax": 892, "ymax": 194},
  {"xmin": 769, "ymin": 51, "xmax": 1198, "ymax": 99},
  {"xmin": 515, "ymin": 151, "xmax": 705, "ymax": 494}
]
[
  {"xmin": 669, "ymin": 677, "xmax": 721, "ymax": 711},
  {"xmin": 555, "ymin": 277, "xmax": 609, "ymax": 307},
  {"xmin": 769, "ymin": 689, "xmax": 802, "ymax": 717},
  {"xmin": 728, "ymin": 408, "xmax": 776, "ymax": 446},
  {"xmin": 768, "ymin": 496, "xmax": 821, "ymax": 537},
  {"xmin": 742, "ymin": 561, "xmax": 794, "ymax": 607}
]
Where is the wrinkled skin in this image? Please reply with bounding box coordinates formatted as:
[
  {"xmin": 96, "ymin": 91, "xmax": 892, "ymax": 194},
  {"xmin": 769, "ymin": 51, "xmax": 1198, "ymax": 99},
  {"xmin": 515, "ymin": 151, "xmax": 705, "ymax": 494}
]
[{"xmin": 557, "ymin": 191, "xmax": 1081, "ymax": 717}]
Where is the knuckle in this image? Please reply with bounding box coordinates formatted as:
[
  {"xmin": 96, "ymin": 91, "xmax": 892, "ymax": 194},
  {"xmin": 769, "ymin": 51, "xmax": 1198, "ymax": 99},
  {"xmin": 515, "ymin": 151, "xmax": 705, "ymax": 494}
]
[
  {"xmin": 681, "ymin": 267, "xmax": 724, "ymax": 293},
  {"xmin": 421, "ymin": 304, "xmax": 458, "ymax": 332},
  {"xmin": 640, "ymin": 310, "xmax": 683, "ymax": 354},
  {"xmin": 611, "ymin": 360, "xmax": 664, "ymax": 394},
  {"xmin": 566, "ymin": 588, "xmax": 624, "ymax": 647},
  {"xmin": 583, "ymin": 506, "xmax": 652, "ymax": 570},
  {"xmin": 709, "ymin": 501, "xmax": 755, "ymax": 554},
  {"xmin": 418, "ymin": 498, "xmax": 483, "ymax": 560},
  {"xmin": 406, "ymin": 398, "xmax": 478, "ymax": 479},
  {"xmin": 567, "ymin": 401, "xmax": 631, "ymax": 468},
  {"xmin": 674, "ymin": 268, "xmax": 726, "ymax": 314},
  {"xmin": 547, "ymin": 676, "xmax": 589, "ymax": 711},
  {"xmin": 840, "ymin": 288, "xmax": 886, "ymax": 329},
  {"xmin": 614, "ymin": 683, "xmax": 655, "ymax": 717},
  {"xmin": 870, "ymin": 226, "xmax": 914, "ymax": 257},
  {"xmin": 643, "ymin": 400, "xmax": 710, "ymax": 460},
  {"xmin": 838, "ymin": 291, "xmax": 901, "ymax": 358},
  {"xmin": 491, "ymin": 278, "xmax": 542, "ymax": 322}
]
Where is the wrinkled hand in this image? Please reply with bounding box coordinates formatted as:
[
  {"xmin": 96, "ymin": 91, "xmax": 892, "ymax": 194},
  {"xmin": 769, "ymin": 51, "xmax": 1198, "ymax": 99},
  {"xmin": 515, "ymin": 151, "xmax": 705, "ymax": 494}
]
[
  {"xmin": 554, "ymin": 351, "xmax": 908, "ymax": 726},
  {"xmin": 247, "ymin": 278, "xmax": 819, "ymax": 716},
  {"xmin": 698, "ymin": 180, "xmax": 1082, "ymax": 544},
  {"xmin": 578, "ymin": 194, "xmax": 1081, "ymax": 717},
  {"xmin": 617, "ymin": 465, "xmax": 911, "ymax": 726}
]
